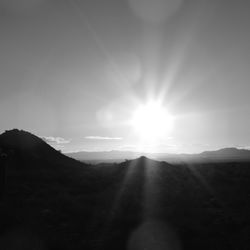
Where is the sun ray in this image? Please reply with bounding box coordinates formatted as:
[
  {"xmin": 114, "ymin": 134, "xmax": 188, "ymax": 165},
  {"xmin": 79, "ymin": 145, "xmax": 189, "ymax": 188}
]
[{"xmin": 69, "ymin": 0, "xmax": 138, "ymax": 95}]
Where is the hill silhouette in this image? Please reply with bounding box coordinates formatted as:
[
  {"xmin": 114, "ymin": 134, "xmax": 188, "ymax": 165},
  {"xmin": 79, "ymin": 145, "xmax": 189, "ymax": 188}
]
[
  {"xmin": 0, "ymin": 129, "xmax": 250, "ymax": 249},
  {"xmin": 0, "ymin": 129, "xmax": 84, "ymax": 167}
]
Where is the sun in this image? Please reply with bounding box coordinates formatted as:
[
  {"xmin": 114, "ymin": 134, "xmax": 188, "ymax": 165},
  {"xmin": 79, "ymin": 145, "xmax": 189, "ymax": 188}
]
[{"xmin": 131, "ymin": 101, "xmax": 174, "ymax": 141}]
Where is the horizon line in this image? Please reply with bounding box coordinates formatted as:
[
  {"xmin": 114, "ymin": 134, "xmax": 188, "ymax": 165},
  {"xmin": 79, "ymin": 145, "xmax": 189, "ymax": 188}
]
[{"xmin": 63, "ymin": 146, "xmax": 250, "ymax": 155}]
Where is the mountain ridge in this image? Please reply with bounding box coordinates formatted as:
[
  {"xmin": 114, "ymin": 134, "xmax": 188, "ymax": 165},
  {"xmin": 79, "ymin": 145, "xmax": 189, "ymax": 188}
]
[{"xmin": 66, "ymin": 147, "xmax": 250, "ymax": 163}]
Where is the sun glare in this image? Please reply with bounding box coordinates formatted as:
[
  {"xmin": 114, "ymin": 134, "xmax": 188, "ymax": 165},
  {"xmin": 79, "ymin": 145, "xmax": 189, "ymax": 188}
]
[{"xmin": 131, "ymin": 101, "xmax": 174, "ymax": 141}]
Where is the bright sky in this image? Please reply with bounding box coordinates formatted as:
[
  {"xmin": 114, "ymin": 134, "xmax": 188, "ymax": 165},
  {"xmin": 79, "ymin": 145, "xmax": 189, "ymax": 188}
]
[{"xmin": 1, "ymin": 0, "xmax": 250, "ymax": 153}]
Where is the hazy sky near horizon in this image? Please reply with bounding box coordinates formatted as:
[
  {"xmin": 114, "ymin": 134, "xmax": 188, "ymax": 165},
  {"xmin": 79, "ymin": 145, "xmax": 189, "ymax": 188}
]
[{"xmin": 1, "ymin": 0, "xmax": 250, "ymax": 153}]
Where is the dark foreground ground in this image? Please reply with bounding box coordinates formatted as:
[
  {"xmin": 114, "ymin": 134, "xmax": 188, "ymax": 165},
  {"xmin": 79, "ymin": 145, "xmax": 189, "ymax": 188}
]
[{"xmin": 1, "ymin": 154, "xmax": 250, "ymax": 250}]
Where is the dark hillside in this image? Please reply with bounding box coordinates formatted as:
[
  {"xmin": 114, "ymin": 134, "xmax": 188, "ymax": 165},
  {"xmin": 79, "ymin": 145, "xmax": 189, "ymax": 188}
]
[{"xmin": 0, "ymin": 129, "xmax": 85, "ymax": 168}]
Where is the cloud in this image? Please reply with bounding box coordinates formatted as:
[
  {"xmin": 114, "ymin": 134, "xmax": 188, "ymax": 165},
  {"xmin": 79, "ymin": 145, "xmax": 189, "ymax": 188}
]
[
  {"xmin": 85, "ymin": 136, "xmax": 123, "ymax": 140},
  {"xmin": 42, "ymin": 136, "xmax": 71, "ymax": 144}
]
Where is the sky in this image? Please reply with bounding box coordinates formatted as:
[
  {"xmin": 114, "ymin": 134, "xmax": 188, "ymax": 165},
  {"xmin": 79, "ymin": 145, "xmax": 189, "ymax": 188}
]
[{"xmin": 1, "ymin": 0, "xmax": 250, "ymax": 153}]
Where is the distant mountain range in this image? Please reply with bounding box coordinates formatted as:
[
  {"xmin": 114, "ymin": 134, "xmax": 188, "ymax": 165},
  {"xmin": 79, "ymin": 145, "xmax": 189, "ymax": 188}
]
[{"xmin": 67, "ymin": 147, "xmax": 250, "ymax": 163}]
